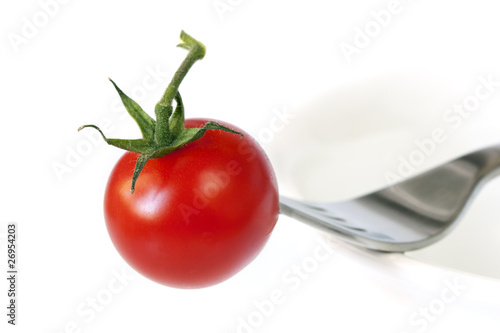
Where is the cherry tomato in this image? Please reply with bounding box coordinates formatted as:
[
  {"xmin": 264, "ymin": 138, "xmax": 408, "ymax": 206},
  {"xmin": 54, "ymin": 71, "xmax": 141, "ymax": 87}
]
[{"xmin": 103, "ymin": 118, "xmax": 279, "ymax": 288}]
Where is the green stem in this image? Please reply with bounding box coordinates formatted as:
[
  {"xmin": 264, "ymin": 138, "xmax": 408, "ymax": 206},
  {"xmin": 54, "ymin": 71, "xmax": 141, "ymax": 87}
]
[
  {"xmin": 79, "ymin": 30, "xmax": 242, "ymax": 194},
  {"xmin": 154, "ymin": 31, "xmax": 206, "ymax": 146}
]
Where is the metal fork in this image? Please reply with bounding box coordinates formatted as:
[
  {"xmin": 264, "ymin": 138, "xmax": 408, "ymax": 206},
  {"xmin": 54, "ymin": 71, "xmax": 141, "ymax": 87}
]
[{"xmin": 279, "ymin": 144, "xmax": 500, "ymax": 252}]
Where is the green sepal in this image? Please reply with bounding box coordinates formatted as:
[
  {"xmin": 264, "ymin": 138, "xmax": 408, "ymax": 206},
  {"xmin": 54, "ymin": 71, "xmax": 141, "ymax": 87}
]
[
  {"xmin": 78, "ymin": 125, "xmax": 156, "ymax": 155},
  {"xmin": 109, "ymin": 79, "xmax": 156, "ymax": 141},
  {"xmin": 169, "ymin": 92, "xmax": 184, "ymax": 138},
  {"xmin": 152, "ymin": 121, "xmax": 243, "ymax": 158},
  {"xmin": 131, "ymin": 154, "xmax": 152, "ymax": 194}
]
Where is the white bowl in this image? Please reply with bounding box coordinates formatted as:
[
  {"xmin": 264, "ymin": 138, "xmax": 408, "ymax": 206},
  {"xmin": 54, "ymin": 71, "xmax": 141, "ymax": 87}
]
[{"xmin": 265, "ymin": 72, "xmax": 500, "ymax": 331}]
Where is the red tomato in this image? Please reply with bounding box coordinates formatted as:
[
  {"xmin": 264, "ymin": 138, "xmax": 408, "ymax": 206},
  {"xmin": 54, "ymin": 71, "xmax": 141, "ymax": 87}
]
[{"xmin": 104, "ymin": 118, "xmax": 279, "ymax": 288}]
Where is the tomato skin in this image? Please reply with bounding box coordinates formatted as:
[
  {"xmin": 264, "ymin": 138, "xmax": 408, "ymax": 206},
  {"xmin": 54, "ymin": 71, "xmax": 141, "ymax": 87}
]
[{"xmin": 104, "ymin": 118, "xmax": 279, "ymax": 288}]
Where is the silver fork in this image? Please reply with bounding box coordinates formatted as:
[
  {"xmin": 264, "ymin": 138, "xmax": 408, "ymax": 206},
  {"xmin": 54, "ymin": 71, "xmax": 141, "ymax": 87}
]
[{"xmin": 279, "ymin": 144, "xmax": 500, "ymax": 252}]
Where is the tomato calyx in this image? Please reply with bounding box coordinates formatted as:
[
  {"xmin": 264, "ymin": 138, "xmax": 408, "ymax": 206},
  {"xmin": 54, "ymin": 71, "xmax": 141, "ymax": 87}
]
[{"xmin": 78, "ymin": 31, "xmax": 242, "ymax": 194}]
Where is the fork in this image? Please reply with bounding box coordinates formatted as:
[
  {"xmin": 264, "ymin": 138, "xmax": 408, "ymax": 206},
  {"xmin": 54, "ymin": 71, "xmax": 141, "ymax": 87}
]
[{"xmin": 279, "ymin": 144, "xmax": 500, "ymax": 252}]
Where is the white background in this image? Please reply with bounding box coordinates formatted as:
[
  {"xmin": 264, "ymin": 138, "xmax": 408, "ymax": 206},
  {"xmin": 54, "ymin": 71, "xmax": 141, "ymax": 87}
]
[{"xmin": 2, "ymin": 0, "xmax": 500, "ymax": 332}]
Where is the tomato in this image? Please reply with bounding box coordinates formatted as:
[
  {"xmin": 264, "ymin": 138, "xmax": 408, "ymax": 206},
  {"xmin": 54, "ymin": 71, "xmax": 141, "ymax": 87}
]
[
  {"xmin": 103, "ymin": 118, "xmax": 279, "ymax": 288},
  {"xmin": 80, "ymin": 31, "xmax": 280, "ymax": 288}
]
